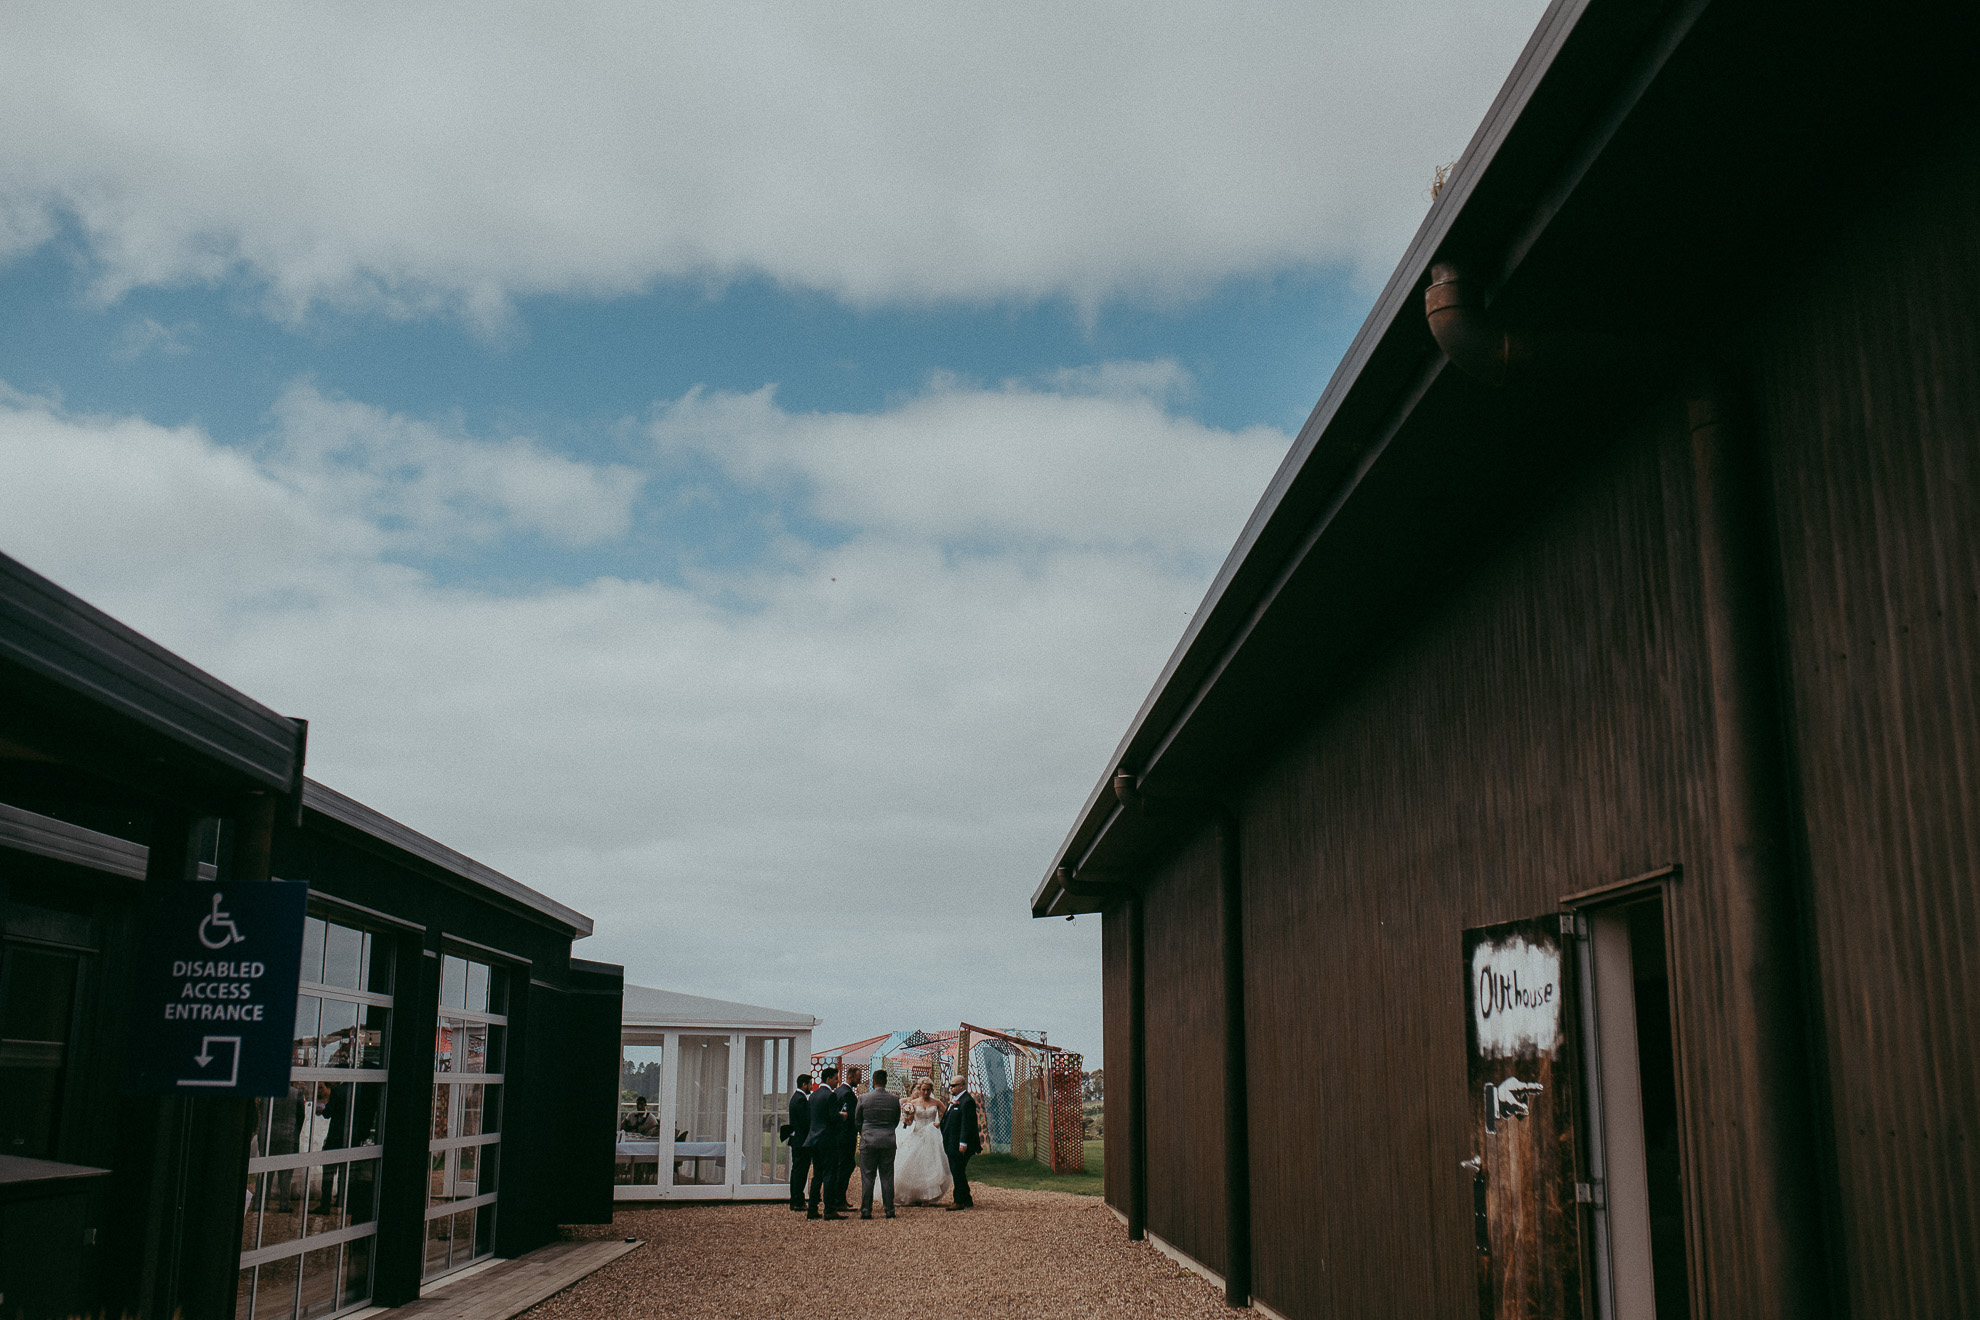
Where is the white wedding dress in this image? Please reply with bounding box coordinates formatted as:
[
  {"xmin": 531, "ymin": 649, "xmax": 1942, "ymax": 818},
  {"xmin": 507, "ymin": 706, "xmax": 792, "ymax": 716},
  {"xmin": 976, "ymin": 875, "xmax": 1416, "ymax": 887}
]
[{"xmin": 892, "ymin": 1104, "xmax": 953, "ymax": 1205}]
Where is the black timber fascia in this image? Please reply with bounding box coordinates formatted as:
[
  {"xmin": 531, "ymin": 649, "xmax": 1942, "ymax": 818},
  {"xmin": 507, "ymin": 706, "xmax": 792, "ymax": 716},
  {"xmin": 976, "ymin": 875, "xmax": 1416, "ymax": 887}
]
[
  {"xmin": 1031, "ymin": 0, "xmax": 1714, "ymax": 917},
  {"xmin": 0, "ymin": 551, "xmax": 306, "ymax": 802},
  {"xmin": 301, "ymin": 779, "xmax": 595, "ymax": 939}
]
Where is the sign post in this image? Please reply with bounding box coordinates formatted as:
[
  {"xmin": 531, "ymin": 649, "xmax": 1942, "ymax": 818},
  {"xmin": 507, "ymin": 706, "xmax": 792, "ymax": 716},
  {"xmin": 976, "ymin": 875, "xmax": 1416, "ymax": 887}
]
[{"xmin": 125, "ymin": 881, "xmax": 309, "ymax": 1096}]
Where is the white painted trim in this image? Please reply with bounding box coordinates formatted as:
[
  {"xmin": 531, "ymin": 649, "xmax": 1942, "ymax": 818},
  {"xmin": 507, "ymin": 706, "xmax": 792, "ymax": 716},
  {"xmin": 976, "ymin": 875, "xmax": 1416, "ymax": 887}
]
[{"xmin": 1251, "ymin": 1298, "xmax": 1293, "ymax": 1320}]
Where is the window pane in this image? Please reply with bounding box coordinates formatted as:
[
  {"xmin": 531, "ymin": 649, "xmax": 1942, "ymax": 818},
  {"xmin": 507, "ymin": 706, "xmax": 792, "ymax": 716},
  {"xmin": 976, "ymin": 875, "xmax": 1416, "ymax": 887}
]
[
  {"xmin": 257, "ymin": 1253, "xmax": 299, "ymax": 1320},
  {"xmin": 461, "ymin": 1084, "xmax": 483, "ymax": 1137},
  {"xmin": 260, "ymin": 1168, "xmax": 306, "ymax": 1248},
  {"xmin": 292, "ymin": 996, "xmax": 321, "ymax": 1068},
  {"xmin": 479, "ymin": 1143, "xmax": 499, "ymax": 1195},
  {"xmin": 465, "ymin": 960, "xmax": 489, "ymax": 1014},
  {"xmin": 340, "ymin": 1234, "xmax": 373, "ymax": 1308},
  {"xmin": 453, "ymin": 1209, "xmax": 475, "ymax": 1263},
  {"xmin": 461, "ymin": 1022, "xmax": 488, "ymax": 1075},
  {"xmin": 306, "ymin": 1161, "xmax": 346, "ymax": 1236},
  {"xmin": 318, "ymin": 998, "xmax": 359, "ymax": 1069},
  {"xmin": 236, "ymin": 1267, "xmax": 255, "ymax": 1320},
  {"xmin": 435, "ymin": 1019, "xmax": 460, "ymax": 1073},
  {"xmin": 322, "ymin": 923, "xmax": 362, "ymax": 990},
  {"xmin": 351, "ymin": 1081, "xmax": 385, "ymax": 1147},
  {"xmin": 298, "ymin": 1245, "xmax": 339, "ymax": 1320},
  {"xmin": 482, "ymin": 1024, "xmax": 504, "ymax": 1074},
  {"xmin": 475, "ymin": 1202, "xmax": 497, "ymax": 1255},
  {"xmin": 487, "ymin": 966, "xmax": 509, "ymax": 1015},
  {"xmin": 298, "ymin": 917, "xmax": 326, "ymax": 986},
  {"xmin": 441, "ymin": 956, "xmax": 466, "ymax": 1010},
  {"xmin": 359, "ymin": 1005, "xmax": 390, "ymax": 1069},
  {"xmin": 457, "ymin": 1144, "xmax": 479, "ymax": 1200},
  {"xmin": 347, "ymin": 1158, "xmax": 379, "ymax": 1226},
  {"xmin": 431, "ymin": 1086, "xmax": 451, "ymax": 1142},
  {"xmin": 424, "ymin": 1212, "xmax": 450, "ymax": 1277},
  {"xmin": 481, "ymin": 1085, "xmax": 502, "ymax": 1135},
  {"xmin": 241, "ymin": 1173, "xmax": 265, "ymax": 1253},
  {"xmin": 364, "ymin": 934, "xmax": 393, "ymax": 995},
  {"xmin": 428, "ymin": 1149, "xmax": 450, "ymax": 1207},
  {"xmin": 266, "ymin": 1084, "xmax": 309, "ymax": 1158}
]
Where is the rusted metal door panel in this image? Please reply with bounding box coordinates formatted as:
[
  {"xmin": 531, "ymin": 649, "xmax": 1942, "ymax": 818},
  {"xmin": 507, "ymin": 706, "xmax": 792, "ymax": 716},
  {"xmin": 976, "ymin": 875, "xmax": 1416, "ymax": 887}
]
[{"xmin": 1465, "ymin": 915, "xmax": 1583, "ymax": 1320}]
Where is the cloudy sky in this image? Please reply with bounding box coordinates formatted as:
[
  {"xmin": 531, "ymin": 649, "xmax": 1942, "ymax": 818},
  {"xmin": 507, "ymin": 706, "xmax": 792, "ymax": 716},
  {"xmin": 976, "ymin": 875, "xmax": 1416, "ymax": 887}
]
[{"xmin": 0, "ymin": 0, "xmax": 1548, "ymax": 1056}]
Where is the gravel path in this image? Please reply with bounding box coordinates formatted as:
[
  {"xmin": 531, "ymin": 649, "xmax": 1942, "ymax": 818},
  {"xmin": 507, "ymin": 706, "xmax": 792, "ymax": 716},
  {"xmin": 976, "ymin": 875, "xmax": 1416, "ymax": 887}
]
[{"xmin": 530, "ymin": 1189, "xmax": 1231, "ymax": 1320}]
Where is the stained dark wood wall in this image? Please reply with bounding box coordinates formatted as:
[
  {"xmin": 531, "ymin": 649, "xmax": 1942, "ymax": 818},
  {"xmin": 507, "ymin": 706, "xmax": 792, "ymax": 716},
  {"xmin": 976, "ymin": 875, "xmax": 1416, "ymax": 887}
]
[
  {"xmin": 1139, "ymin": 824, "xmax": 1228, "ymax": 1274},
  {"xmin": 1234, "ymin": 410, "xmax": 1736, "ymax": 1317},
  {"xmin": 1101, "ymin": 902, "xmax": 1130, "ymax": 1215},
  {"xmin": 1759, "ymin": 139, "xmax": 1980, "ymax": 1320}
]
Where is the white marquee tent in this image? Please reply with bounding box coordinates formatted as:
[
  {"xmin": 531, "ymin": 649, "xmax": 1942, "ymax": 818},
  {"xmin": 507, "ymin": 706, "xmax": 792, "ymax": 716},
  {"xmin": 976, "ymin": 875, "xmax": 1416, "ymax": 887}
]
[{"xmin": 616, "ymin": 984, "xmax": 819, "ymax": 1200}]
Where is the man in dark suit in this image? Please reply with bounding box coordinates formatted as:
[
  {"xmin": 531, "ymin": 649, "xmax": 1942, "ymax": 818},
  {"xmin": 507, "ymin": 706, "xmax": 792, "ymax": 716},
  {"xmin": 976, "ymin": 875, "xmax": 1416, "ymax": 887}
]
[
  {"xmin": 941, "ymin": 1073, "xmax": 980, "ymax": 1210},
  {"xmin": 786, "ymin": 1072, "xmax": 813, "ymax": 1211},
  {"xmin": 832, "ymin": 1069, "xmax": 860, "ymax": 1211},
  {"xmin": 805, "ymin": 1066, "xmax": 845, "ymax": 1219}
]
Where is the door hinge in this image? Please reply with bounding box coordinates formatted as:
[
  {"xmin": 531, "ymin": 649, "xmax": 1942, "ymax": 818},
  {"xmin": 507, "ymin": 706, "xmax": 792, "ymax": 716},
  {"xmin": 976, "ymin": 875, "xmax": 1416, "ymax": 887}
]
[
  {"xmin": 1560, "ymin": 911, "xmax": 1588, "ymax": 939},
  {"xmin": 1576, "ymin": 1180, "xmax": 1605, "ymax": 1208}
]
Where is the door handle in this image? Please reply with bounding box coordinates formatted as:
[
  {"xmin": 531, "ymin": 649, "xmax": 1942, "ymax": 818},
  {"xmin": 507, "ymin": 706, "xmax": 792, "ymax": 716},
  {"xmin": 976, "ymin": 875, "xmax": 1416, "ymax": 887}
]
[{"xmin": 1482, "ymin": 1078, "xmax": 1545, "ymax": 1133}]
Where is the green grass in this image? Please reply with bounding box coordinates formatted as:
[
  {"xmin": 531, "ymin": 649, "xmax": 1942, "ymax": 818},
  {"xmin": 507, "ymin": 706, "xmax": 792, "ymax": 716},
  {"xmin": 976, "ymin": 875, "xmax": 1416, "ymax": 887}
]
[{"xmin": 966, "ymin": 1141, "xmax": 1106, "ymax": 1197}]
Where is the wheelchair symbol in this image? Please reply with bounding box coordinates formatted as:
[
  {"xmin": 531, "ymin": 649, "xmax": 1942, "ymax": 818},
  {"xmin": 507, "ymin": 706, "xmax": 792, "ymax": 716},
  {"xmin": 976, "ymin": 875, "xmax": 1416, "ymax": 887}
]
[{"xmin": 198, "ymin": 893, "xmax": 244, "ymax": 950}]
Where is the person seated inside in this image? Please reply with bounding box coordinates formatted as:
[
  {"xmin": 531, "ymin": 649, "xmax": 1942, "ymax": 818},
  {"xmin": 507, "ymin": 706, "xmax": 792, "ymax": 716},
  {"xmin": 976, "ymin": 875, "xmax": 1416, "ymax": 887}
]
[{"xmin": 621, "ymin": 1094, "xmax": 661, "ymax": 1137}]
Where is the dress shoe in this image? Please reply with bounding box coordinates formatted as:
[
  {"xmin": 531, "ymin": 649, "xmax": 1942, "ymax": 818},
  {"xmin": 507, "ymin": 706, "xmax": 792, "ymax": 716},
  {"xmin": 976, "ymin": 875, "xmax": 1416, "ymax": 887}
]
[
  {"xmin": 860, "ymin": 1212, "xmax": 872, "ymax": 1220},
  {"xmin": 822, "ymin": 1211, "xmax": 845, "ymax": 1220},
  {"xmin": 806, "ymin": 1211, "xmax": 821, "ymax": 1220},
  {"xmin": 884, "ymin": 1211, "xmax": 896, "ymax": 1219},
  {"xmin": 946, "ymin": 1204, "xmax": 969, "ymax": 1211}
]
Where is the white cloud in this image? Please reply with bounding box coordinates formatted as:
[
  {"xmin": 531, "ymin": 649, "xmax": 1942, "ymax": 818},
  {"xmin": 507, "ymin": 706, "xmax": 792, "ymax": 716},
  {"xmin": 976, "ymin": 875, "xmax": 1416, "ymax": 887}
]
[
  {"xmin": 0, "ymin": 369, "xmax": 1287, "ymax": 1050},
  {"xmin": 0, "ymin": 1, "xmax": 1550, "ymax": 320},
  {"xmin": 650, "ymin": 364, "xmax": 1285, "ymax": 558},
  {"xmin": 261, "ymin": 383, "xmax": 645, "ymax": 551}
]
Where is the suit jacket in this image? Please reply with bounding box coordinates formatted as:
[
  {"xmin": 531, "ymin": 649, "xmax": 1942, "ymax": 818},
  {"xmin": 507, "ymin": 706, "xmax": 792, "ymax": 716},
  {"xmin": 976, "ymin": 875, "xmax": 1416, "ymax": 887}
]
[
  {"xmin": 941, "ymin": 1091, "xmax": 981, "ymax": 1153},
  {"xmin": 855, "ymin": 1088, "xmax": 902, "ymax": 1150},
  {"xmin": 804, "ymin": 1084, "xmax": 841, "ymax": 1148},
  {"xmin": 834, "ymin": 1083, "xmax": 858, "ymax": 1146},
  {"xmin": 786, "ymin": 1088, "xmax": 811, "ymax": 1147}
]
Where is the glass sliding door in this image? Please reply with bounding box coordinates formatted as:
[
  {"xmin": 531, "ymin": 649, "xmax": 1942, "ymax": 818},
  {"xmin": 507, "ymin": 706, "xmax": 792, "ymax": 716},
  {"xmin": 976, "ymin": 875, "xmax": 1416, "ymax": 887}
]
[
  {"xmin": 237, "ymin": 914, "xmax": 391, "ymax": 1320},
  {"xmin": 612, "ymin": 1028, "xmax": 812, "ymax": 1201},
  {"xmin": 615, "ymin": 1038, "xmax": 665, "ymax": 1189},
  {"xmin": 425, "ymin": 953, "xmax": 506, "ymax": 1281},
  {"xmin": 672, "ymin": 1035, "xmax": 730, "ymax": 1189},
  {"xmin": 741, "ymin": 1036, "xmax": 795, "ymax": 1194}
]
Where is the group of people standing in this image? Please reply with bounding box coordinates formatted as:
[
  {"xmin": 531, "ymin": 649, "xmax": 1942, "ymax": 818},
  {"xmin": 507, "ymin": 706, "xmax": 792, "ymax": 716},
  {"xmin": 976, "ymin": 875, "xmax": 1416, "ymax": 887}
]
[{"xmin": 785, "ymin": 1066, "xmax": 981, "ymax": 1219}]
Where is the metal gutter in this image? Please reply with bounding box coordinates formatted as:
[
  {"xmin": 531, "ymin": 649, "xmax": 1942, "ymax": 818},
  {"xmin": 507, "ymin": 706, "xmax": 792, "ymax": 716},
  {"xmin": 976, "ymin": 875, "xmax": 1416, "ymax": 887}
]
[
  {"xmin": 0, "ymin": 800, "xmax": 216, "ymax": 883},
  {"xmin": 1033, "ymin": 0, "xmax": 1713, "ymax": 916},
  {"xmin": 0, "ymin": 551, "xmax": 305, "ymax": 795},
  {"xmin": 301, "ymin": 779, "xmax": 595, "ymax": 938}
]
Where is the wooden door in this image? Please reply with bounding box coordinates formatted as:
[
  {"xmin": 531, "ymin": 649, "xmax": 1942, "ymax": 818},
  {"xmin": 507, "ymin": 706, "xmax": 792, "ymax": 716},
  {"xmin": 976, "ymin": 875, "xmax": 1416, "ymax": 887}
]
[{"xmin": 1464, "ymin": 915, "xmax": 1583, "ymax": 1320}]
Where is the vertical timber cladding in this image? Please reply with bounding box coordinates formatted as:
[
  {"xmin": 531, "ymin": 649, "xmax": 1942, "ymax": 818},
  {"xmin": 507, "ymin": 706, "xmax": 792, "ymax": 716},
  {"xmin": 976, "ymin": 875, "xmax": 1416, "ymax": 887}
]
[
  {"xmin": 1139, "ymin": 823, "xmax": 1227, "ymax": 1275},
  {"xmin": 1100, "ymin": 902, "xmax": 1131, "ymax": 1216},
  {"xmin": 1237, "ymin": 413, "xmax": 1726, "ymax": 1319},
  {"xmin": 1760, "ymin": 143, "xmax": 1980, "ymax": 1319}
]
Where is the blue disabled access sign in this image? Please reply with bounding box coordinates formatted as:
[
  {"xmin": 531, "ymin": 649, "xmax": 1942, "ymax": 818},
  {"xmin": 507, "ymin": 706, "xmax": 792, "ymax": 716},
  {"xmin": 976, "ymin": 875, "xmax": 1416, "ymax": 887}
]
[{"xmin": 126, "ymin": 881, "xmax": 309, "ymax": 1096}]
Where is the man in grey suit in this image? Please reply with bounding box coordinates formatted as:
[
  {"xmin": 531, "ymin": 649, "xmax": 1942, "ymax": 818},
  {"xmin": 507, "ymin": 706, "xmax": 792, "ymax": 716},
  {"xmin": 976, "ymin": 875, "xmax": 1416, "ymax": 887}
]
[{"xmin": 854, "ymin": 1069, "xmax": 903, "ymax": 1219}]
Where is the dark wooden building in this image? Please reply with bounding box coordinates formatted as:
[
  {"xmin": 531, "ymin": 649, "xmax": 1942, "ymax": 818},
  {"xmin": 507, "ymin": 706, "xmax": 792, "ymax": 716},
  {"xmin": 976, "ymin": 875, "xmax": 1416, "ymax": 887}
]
[
  {"xmin": 1030, "ymin": 2, "xmax": 1979, "ymax": 1317},
  {"xmin": 0, "ymin": 551, "xmax": 622, "ymax": 1320}
]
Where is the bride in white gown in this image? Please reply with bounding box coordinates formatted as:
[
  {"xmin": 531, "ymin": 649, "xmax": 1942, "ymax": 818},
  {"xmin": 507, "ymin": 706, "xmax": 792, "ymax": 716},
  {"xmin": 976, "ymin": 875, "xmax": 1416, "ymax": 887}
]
[{"xmin": 892, "ymin": 1080, "xmax": 954, "ymax": 1205}]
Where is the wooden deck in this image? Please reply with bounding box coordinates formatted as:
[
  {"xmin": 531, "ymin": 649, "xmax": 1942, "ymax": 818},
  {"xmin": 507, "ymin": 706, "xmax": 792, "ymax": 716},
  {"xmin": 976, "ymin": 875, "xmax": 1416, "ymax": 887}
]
[{"xmin": 376, "ymin": 1240, "xmax": 642, "ymax": 1320}]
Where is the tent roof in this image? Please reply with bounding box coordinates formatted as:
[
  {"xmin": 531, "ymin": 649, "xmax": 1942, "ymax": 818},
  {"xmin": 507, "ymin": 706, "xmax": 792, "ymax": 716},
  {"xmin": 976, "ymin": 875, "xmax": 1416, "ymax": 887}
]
[{"xmin": 622, "ymin": 983, "xmax": 819, "ymax": 1029}]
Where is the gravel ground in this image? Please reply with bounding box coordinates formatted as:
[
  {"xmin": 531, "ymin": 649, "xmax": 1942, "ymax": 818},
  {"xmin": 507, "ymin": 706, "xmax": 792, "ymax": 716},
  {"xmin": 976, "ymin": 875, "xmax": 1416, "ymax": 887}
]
[{"xmin": 530, "ymin": 1188, "xmax": 1231, "ymax": 1320}]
